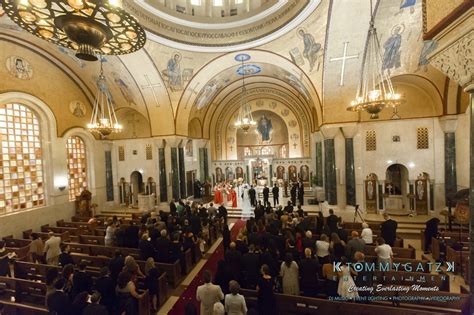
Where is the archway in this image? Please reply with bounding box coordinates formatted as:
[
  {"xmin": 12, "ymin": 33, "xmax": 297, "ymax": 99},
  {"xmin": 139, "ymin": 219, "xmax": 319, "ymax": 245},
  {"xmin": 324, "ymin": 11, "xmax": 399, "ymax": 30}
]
[
  {"xmin": 385, "ymin": 164, "xmax": 409, "ymax": 212},
  {"xmin": 130, "ymin": 171, "xmax": 144, "ymax": 206}
]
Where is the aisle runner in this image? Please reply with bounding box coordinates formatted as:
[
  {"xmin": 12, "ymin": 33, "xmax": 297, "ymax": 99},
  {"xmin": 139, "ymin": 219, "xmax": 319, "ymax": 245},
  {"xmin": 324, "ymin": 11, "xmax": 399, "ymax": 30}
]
[{"xmin": 168, "ymin": 220, "xmax": 245, "ymax": 314}]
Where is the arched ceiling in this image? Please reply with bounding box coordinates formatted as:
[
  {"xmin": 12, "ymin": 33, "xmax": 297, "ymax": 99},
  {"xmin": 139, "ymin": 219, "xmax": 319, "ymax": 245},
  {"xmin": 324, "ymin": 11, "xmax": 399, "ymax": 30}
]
[{"xmin": 0, "ymin": 0, "xmax": 464, "ymax": 140}]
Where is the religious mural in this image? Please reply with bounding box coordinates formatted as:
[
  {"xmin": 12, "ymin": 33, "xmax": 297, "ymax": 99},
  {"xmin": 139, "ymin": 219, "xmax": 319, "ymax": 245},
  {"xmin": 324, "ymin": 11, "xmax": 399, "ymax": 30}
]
[
  {"xmin": 382, "ymin": 24, "xmax": 404, "ymax": 72},
  {"xmin": 185, "ymin": 140, "xmax": 193, "ymax": 157},
  {"xmin": 6, "ymin": 56, "xmax": 33, "ymax": 80},
  {"xmin": 69, "ymin": 100, "xmax": 86, "ymax": 118},
  {"xmin": 112, "ymin": 72, "xmax": 137, "ymax": 106},
  {"xmin": 257, "ymin": 115, "xmax": 273, "ymax": 143},
  {"xmin": 162, "ymin": 53, "xmax": 193, "ymax": 91},
  {"xmin": 295, "ymin": 28, "xmax": 323, "ymax": 72}
]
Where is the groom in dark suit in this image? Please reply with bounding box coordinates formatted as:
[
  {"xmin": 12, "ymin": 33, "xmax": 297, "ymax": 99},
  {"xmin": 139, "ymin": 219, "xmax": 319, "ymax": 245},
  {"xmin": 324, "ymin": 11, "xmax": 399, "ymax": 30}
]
[{"xmin": 248, "ymin": 185, "xmax": 256, "ymax": 207}]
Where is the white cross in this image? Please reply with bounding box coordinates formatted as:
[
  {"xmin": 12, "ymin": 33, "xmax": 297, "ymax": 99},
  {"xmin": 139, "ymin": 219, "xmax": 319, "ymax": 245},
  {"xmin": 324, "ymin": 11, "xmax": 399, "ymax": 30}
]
[
  {"xmin": 141, "ymin": 75, "xmax": 161, "ymax": 107},
  {"xmin": 329, "ymin": 42, "xmax": 359, "ymax": 86}
]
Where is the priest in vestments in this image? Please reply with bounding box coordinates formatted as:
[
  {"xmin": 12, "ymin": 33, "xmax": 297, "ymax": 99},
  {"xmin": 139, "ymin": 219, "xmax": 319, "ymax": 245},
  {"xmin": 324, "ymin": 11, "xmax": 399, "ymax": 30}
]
[
  {"xmin": 229, "ymin": 186, "xmax": 237, "ymax": 208},
  {"xmin": 214, "ymin": 185, "xmax": 223, "ymax": 204}
]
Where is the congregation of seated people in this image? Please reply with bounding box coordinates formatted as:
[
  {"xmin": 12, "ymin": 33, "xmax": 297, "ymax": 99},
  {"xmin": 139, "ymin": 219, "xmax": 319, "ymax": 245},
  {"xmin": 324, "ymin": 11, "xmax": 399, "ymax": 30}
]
[
  {"xmin": 193, "ymin": 202, "xmax": 400, "ymax": 315},
  {"xmin": 0, "ymin": 198, "xmax": 225, "ymax": 315}
]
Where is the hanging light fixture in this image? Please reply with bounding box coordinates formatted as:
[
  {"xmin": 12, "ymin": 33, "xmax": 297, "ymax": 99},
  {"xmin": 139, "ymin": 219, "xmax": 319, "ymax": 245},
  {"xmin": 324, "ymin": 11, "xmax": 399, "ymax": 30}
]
[
  {"xmin": 234, "ymin": 53, "xmax": 256, "ymax": 133},
  {"xmin": 0, "ymin": 0, "xmax": 146, "ymax": 61},
  {"xmin": 87, "ymin": 59, "xmax": 122, "ymax": 137},
  {"xmin": 347, "ymin": 1, "xmax": 404, "ymax": 119}
]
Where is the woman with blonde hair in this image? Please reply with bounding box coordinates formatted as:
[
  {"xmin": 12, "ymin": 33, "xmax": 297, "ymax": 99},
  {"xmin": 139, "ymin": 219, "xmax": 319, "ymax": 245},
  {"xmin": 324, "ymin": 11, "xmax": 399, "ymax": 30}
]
[
  {"xmin": 123, "ymin": 255, "xmax": 144, "ymax": 277},
  {"xmin": 144, "ymin": 257, "xmax": 160, "ymax": 312}
]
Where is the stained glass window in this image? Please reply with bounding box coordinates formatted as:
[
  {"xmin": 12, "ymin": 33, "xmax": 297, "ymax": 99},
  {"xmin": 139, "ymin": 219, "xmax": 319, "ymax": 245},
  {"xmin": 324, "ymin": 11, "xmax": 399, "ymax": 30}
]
[
  {"xmin": 0, "ymin": 103, "xmax": 44, "ymax": 214},
  {"xmin": 66, "ymin": 136, "xmax": 88, "ymax": 201}
]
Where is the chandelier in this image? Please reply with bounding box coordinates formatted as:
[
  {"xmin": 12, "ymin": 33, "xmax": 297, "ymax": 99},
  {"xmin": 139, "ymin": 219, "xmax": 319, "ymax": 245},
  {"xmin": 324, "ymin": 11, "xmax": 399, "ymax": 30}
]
[
  {"xmin": 347, "ymin": 3, "xmax": 404, "ymax": 119},
  {"xmin": 87, "ymin": 60, "xmax": 122, "ymax": 137},
  {"xmin": 0, "ymin": 0, "xmax": 146, "ymax": 61},
  {"xmin": 234, "ymin": 53, "xmax": 256, "ymax": 133}
]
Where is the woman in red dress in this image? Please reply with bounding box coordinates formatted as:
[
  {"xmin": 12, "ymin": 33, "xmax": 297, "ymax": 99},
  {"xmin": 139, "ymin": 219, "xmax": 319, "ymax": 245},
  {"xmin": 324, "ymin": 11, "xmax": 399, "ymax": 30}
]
[{"xmin": 230, "ymin": 187, "xmax": 237, "ymax": 208}]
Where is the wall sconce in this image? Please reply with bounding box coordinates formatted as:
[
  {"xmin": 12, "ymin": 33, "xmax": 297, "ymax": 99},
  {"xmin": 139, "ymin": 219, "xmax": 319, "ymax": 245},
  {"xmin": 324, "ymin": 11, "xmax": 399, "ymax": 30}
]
[{"xmin": 55, "ymin": 176, "xmax": 68, "ymax": 192}]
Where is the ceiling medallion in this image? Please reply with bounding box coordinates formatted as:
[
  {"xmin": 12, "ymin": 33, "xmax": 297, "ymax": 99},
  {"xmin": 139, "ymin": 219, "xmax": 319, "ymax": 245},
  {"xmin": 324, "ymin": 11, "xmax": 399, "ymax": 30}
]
[{"xmin": 0, "ymin": 0, "xmax": 146, "ymax": 61}]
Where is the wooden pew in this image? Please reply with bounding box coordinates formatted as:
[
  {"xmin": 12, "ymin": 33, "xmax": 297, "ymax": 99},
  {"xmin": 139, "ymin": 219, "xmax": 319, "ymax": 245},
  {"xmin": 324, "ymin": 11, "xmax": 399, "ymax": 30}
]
[
  {"xmin": 41, "ymin": 224, "xmax": 85, "ymax": 236},
  {"xmin": 0, "ymin": 276, "xmax": 46, "ymax": 307},
  {"xmin": 79, "ymin": 234, "xmax": 105, "ymax": 246},
  {"xmin": 0, "ymin": 300, "xmax": 49, "ymax": 315},
  {"xmin": 364, "ymin": 245, "xmax": 415, "ymax": 259},
  {"xmin": 240, "ymin": 289, "xmax": 446, "ymax": 315},
  {"xmin": 69, "ymin": 251, "xmax": 183, "ymax": 289},
  {"xmin": 1, "ymin": 238, "xmax": 30, "ymax": 261},
  {"xmin": 12, "ymin": 261, "xmax": 169, "ymax": 309},
  {"xmin": 22, "ymin": 230, "xmax": 70, "ymax": 243},
  {"xmin": 446, "ymin": 243, "xmax": 468, "ymax": 274},
  {"xmin": 431, "ymin": 234, "xmax": 468, "ymax": 261}
]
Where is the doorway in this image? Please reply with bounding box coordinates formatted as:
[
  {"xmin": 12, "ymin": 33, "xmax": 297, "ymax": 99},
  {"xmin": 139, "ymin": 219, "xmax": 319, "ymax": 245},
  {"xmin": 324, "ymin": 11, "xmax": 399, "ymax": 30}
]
[{"xmin": 130, "ymin": 171, "xmax": 143, "ymax": 206}]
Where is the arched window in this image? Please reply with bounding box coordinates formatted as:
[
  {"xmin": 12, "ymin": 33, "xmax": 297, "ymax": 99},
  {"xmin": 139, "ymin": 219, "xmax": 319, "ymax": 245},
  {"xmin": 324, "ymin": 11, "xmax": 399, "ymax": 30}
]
[
  {"xmin": 0, "ymin": 103, "xmax": 44, "ymax": 213},
  {"xmin": 66, "ymin": 136, "xmax": 88, "ymax": 201}
]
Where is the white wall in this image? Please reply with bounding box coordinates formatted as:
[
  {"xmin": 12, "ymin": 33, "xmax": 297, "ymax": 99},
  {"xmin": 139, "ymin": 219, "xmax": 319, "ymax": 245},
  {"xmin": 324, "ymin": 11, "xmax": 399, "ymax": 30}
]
[{"xmin": 455, "ymin": 111, "xmax": 469, "ymax": 190}]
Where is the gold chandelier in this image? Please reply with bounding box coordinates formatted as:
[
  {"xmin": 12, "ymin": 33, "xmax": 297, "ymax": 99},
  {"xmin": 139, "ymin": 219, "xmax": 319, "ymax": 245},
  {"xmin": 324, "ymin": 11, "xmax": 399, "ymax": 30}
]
[
  {"xmin": 0, "ymin": 0, "xmax": 146, "ymax": 61},
  {"xmin": 347, "ymin": 4, "xmax": 404, "ymax": 119},
  {"xmin": 234, "ymin": 53, "xmax": 256, "ymax": 133},
  {"xmin": 87, "ymin": 60, "xmax": 122, "ymax": 137}
]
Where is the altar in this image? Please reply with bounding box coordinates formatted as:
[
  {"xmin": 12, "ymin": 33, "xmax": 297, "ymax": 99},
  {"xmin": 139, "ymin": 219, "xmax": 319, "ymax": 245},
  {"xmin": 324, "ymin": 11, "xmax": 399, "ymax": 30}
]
[
  {"xmin": 384, "ymin": 195, "xmax": 404, "ymax": 210},
  {"xmin": 138, "ymin": 194, "xmax": 155, "ymax": 211}
]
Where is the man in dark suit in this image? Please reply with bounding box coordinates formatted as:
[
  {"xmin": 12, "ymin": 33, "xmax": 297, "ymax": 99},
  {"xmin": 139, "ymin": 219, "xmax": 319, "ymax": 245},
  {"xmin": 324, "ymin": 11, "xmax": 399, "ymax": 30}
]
[
  {"xmin": 155, "ymin": 229, "xmax": 171, "ymax": 263},
  {"xmin": 298, "ymin": 180, "xmax": 305, "ymax": 205},
  {"xmin": 299, "ymin": 248, "xmax": 320, "ymax": 297},
  {"xmin": 262, "ymin": 185, "xmax": 270, "ymax": 206},
  {"xmin": 47, "ymin": 278, "xmax": 71, "ymax": 315},
  {"xmin": 272, "ymin": 184, "xmax": 280, "ymax": 206},
  {"xmin": 72, "ymin": 260, "xmax": 93, "ymax": 298},
  {"xmin": 248, "ymin": 185, "xmax": 256, "ymax": 207},
  {"xmin": 95, "ymin": 267, "xmax": 115, "ymax": 314},
  {"xmin": 83, "ymin": 292, "xmax": 108, "ymax": 315},
  {"xmin": 139, "ymin": 233, "xmax": 156, "ymax": 261},
  {"xmin": 225, "ymin": 242, "xmax": 242, "ymax": 282},
  {"xmin": 424, "ymin": 217, "xmax": 440, "ymax": 253},
  {"xmin": 108, "ymin": 250, "xmax": 124, "ymax": 285},
  {"xmin": 290, "ymin": 183, "xmax": 297, "ymax": 206},
  {"xmin": 326, "ymin": 209, "xmax": 339, "ymax": 235},
  {"xmin": 380, "ymin": 213, "xmax": 398, "ymax": 247},
  {"xmin": 218, "ymin": 204, "xmax": 228, "ymax": 225},
  {"xmin": 241, "ymin": 244, "xmax": 260, "ymax": 289},
  {"xmin": 125, "ymin": 221, "xmax": 139, "ymax": 248}
]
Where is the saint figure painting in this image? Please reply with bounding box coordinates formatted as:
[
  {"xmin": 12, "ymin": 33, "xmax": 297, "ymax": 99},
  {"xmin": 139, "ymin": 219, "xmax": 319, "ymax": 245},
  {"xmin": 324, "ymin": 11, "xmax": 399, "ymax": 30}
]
[{"xmin": 257, "ymin": 115, "xmax": 273, "ymax": 142}]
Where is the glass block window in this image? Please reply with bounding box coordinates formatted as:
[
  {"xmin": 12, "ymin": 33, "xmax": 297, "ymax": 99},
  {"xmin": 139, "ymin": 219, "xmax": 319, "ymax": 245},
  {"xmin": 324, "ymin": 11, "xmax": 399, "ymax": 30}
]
[
  {"xmin": 66, "ymin": 136, "xmax": 87, "ymax": 201},
  {"xmin": 366, "ymin": 130, "xmax": 376, "ymax": 151},
  {"xmin": 0, "ymin": 103, "xmax": 44, "ymax": 214},
  {"xmin": 244, "ymin": 147, "xmax": 251, "ymax": 156},
  {"xmin": 417, "ymin": 127, "xmax": 429, "ymax": 149},
  {"xmin": 146, "ymin": 144, "xmax": 152, "ymax": 160}
]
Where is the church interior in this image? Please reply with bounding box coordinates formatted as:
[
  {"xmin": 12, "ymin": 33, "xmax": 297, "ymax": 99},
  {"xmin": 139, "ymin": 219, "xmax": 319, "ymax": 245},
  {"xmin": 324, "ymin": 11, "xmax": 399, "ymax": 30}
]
[{"xmin": 0, "ymin": 0, "xmax": 473, "ymax": 314}]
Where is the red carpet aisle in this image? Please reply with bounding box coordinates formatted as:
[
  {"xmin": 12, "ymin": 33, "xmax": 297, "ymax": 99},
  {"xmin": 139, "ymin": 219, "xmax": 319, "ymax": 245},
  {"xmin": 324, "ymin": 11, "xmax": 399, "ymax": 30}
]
[{"xmin": 168, "ymin": 220, "xmax": 245, "ymax": 314}]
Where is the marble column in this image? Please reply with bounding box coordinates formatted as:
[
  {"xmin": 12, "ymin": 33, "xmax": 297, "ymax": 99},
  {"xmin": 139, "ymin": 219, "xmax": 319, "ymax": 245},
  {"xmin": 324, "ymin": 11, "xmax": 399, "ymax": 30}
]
[
  {"xmin": 439, "ymin": 117, "xmax": 458, "ymax": 206},
  {"xmin": 178, "ymin": 147, "xmax": 186, "ymax": 198},
  {"xmin": 170, "ymin": 147, "xmax": 180, "ymax": 201},
  {"xmin": 321, "ymin": 126, "xmax": 339, "ymax": 205},
  {"xmin": 158, "ymin": 147, "xmax": 168, "ymax": 202},
  {"xmin": 342, "ymin": 125, "xmax": 358, "ymax": 207},
  {"xmin": 105, "ymin": 151, "xmax": 114, "ymax": 201},
  {"xmin": 203, "ymin": 147, "xmax": 209, "ymax": 181},
  {"xmin": 315, "ymin": 142, "xmax": 323, "ymax": 186}
]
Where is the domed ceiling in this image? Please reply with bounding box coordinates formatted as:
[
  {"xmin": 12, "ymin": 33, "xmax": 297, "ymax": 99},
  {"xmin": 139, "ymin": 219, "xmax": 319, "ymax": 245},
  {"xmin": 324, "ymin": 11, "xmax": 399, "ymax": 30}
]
[{"xmin": 123, "ymin": 0, "xmax": 320, "ymax": 52}]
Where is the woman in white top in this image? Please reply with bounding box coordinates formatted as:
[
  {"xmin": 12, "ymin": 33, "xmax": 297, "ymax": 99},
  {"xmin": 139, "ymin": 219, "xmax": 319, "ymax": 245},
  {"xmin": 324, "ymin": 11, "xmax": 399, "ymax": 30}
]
[
  {"xmin": 225, "ymin": 280, "xmax": 247, "ymax": 315},
  {"xmin": 374, "ymin": 237, "xmax": 393, "ymax": 269},
  {"xmin": 361, "ymin": 222, "xmax": 373, "ymax": 245},
  {"xmin": 315, "ymin": 234, "xmax": 330, "ymax": 264}
]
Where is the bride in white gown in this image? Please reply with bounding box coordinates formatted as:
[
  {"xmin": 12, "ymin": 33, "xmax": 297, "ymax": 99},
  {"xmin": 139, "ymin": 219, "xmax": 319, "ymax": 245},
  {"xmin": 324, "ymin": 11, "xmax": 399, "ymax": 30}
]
[{"xmin": 241, "ymin": 184, "xmax": 254, "ymax": 220}]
